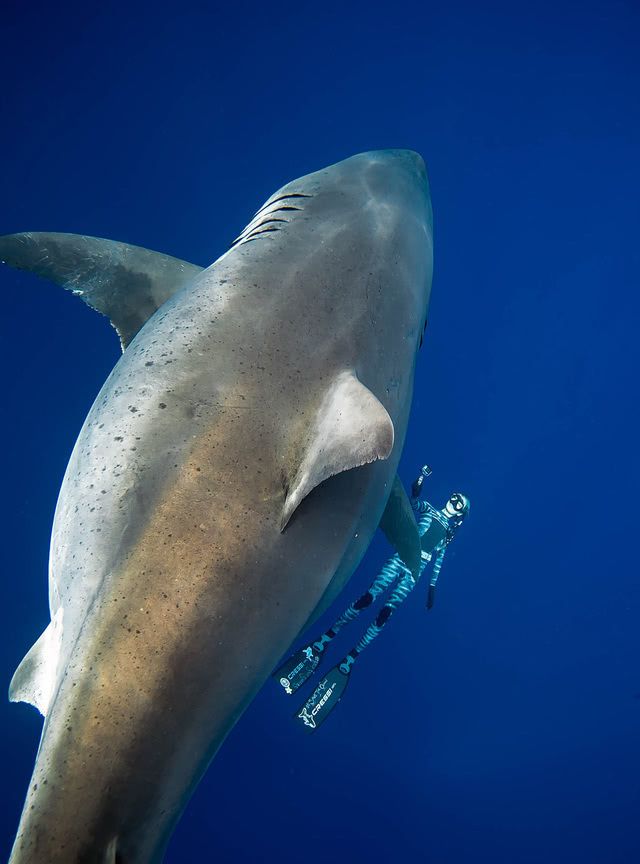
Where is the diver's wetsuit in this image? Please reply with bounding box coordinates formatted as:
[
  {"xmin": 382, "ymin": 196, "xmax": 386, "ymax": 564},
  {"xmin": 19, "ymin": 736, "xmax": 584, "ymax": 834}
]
[
  {"xmin": 274, "ymin": 467, "xmax": 469, "ymax": 730},
  {"xmin": 333, "ymin": 494, "xmax": 450, "ymax": 672},
  {"xmin": 306, "ymin": 468, "xmax": 457, "ymax": 679}
]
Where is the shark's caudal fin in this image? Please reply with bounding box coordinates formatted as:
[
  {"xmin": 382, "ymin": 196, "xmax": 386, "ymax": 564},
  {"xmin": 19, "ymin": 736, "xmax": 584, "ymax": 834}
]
[
  {"xmin": 280, "ymin": 370, "xmax": 394, "ymax": 530},
  {"xmin": 379, "ymin": 474, "xmax": 421, "ymax": 578},
  {"xmin": 0, "ymin": 232, "xmax": 203, "ymax": 350},
  {"xmin": 9, "ymin": 609, "xmax": 63, "ymax": 716}
]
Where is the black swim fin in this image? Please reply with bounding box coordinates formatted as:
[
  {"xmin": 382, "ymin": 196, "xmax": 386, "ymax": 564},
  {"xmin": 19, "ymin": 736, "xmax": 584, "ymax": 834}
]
[
  {"xmin": 427, "ymin": 583, "xmax": 436, "ymax": 609},
  {"xmin": 294, "ymin": 663, "xmax": 351, "ymax": 733},
  {"xmin": 273, "ymin": 644, "xmax": 322, "ymax": 695}
]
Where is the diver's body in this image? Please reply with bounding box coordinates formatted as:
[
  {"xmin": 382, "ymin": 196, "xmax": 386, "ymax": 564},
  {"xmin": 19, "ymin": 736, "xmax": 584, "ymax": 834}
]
[{"xmin": 273, "ymin": 465, "xmax": 470, "ymax": 730}]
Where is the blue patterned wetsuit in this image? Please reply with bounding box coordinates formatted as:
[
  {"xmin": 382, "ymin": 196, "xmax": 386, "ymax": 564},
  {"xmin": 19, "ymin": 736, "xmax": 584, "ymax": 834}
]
[
  {"xmin": 312, "ymin": 474, "xmax": 455, "ymax": 673},
  {"xmin": 334, "ymin": 498, "xmax": 450, "ymax": 672},
  {"xmin": 279, "ymin": 469, "xmax": 469, "ymax": 728}
]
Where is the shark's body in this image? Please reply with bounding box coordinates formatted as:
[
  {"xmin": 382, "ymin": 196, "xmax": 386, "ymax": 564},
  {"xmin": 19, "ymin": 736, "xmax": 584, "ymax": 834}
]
[{"xmin": 1, "ymin": 150, "xmax": 432, "ymax": 863}]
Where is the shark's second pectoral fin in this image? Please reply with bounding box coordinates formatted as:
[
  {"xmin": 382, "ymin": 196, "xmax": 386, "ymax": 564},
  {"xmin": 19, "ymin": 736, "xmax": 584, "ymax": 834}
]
[
  {"xmin": 0, "ymin": 232, "xmax": 204, "ymax": 350},
  {"xmin": 281, "ymin": 370, "xmax": 394, "ymax": 530},
  {"xmin": 379, "ymin": 475, "xmax": 421, "ymax": 578},
  {"xmin": 9, "ymin": 609, "xmax": 63, "ymax": 717}
]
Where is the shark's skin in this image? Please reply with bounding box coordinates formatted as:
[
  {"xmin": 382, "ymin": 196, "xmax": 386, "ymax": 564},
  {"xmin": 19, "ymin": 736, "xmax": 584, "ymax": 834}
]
[{"xmin": 6, "ymin": 150, "xmax": 433, "ymax": 864}]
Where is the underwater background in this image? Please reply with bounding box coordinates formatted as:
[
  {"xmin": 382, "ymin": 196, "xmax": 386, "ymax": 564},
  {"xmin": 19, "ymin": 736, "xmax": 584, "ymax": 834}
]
[{"xmin": 1, "ymin": 1, "xmax": 638, "ymax": 861}]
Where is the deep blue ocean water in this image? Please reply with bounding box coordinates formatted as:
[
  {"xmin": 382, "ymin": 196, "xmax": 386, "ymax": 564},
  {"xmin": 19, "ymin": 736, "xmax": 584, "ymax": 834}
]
[{"xmin": 1, "ymin": 1, "xmax": 639, "ymax": 861}]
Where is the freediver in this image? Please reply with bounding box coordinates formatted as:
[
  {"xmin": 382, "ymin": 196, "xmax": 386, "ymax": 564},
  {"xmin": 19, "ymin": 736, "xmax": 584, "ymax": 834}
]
[{"xmin": 273, "ymin": 465, "xmax": 470, "ymax": 731}]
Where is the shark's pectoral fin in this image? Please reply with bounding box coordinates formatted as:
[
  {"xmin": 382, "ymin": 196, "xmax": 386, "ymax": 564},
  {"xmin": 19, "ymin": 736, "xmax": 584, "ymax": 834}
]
[
  {"xmin": 379, "ymin": 474, "xmax": 421, "ymax": 578},
  {"xmin": 0, "ymin": 232, "xmax": 204, "ymax": 350},
  {"xmin": 281, "ymin": 370, "xmax": 394, "ymax": 530},
  {"xmin": 9, "ymin": 609, "xmax": 63, "ymax": 716}
]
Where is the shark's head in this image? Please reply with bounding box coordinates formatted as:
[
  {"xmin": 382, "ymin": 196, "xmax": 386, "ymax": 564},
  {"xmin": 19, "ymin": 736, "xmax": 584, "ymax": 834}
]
[
  {"xmin": 305, "ymin": 149, "xmax": 433, "ymax": 399},
  {"xmin": 231, "ymin": 149, "xmax": 433, "ymax": 410}
]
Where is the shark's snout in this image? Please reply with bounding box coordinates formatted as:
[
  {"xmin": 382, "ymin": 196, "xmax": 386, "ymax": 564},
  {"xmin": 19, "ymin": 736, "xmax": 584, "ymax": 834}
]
[
  {"xmin": 360, "ymin": 148, "xmax": 427, "ymax": 183},
  {"xmin": 380, "ymin": 148, "xmax": 425, "ymax": 171}
]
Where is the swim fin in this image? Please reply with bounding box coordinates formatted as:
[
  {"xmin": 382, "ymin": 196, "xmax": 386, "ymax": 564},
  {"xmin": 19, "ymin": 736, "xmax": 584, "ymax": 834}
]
[
  {"xmin": 294, "ymin": 663, "xmax": 351, "ymax": 733},
  {"xmin": 427, "ymin": 583, "xmax": 436, "ymax": 609},
  {"xmin": 273, "ymin": 645, "xmax": 322, "ymax": 695}
]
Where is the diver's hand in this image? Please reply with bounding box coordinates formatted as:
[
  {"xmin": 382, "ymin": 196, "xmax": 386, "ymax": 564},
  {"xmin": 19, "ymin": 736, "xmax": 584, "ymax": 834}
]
[{"xmin": 411, "ymin": 464, "xmax": 432, "ymax": 500}]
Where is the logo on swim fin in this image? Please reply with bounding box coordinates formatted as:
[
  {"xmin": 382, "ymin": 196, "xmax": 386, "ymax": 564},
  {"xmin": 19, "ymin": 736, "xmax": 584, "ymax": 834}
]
[
  {"xmin": 298, "ymin": 706, "xmax": 317, "ymax": 729},
  {"xmin": 276, "ymin": 645, "xmax": 321, "ymax": 695},
  {"xmin": 280, "ymin": 677, "xmax": 293, "ymax": 695},
  {"xmin": 297, "ymin": 677, "xmax": 339, "ymax": 730}
]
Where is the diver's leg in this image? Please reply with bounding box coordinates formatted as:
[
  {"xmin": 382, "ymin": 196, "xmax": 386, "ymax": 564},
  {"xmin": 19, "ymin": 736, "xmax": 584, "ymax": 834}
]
[
  {"xmin": 273, "ymin": 555, "xmax": 406, "ymax": 695},
  {"xmin": 327, "ymin": 554, "xmax": 406, "ymax": 636},
  {"xmin": 293, "ymin": 572, "xmax": 418, "ymax": 732},
  {"xmin": 346, "ymin": 571, "xmax": 418, "ymax": 666}
]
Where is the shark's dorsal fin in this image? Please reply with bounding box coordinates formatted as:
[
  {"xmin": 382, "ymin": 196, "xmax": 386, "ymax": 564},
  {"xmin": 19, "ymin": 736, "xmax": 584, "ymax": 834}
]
[
  {"xmin": 0, "ymin": 232, "xmax": 204, "ymax": 350},
  {"xmin": 9, "ymin": 609, "xmax": 63, "ymax": 717},
  {"xmin": 281, "ymin": 370, "xmax": 394, "ymax": 530},
  {"xmin": 379, "ymin": 475, "xmax": 421, "ymax": 579}
]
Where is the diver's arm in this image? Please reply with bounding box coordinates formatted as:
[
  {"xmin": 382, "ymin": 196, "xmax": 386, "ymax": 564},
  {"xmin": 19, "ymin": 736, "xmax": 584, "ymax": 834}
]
[{"xmin": 411, "ymin": 464, "xmax": 432, "ymax": 502}]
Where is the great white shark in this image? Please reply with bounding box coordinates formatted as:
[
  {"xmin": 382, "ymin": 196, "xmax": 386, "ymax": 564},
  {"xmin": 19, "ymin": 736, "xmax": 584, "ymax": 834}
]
[{"xmin": 0, "ymin": 149, "xmax": 433, "ymax": 863}]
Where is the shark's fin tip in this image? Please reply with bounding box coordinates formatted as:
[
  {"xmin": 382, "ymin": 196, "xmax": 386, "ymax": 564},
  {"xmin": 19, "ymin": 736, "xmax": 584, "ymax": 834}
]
[
  {"xmin": 0, "ymin": 231, "xmax": 203, "ymax": 350},
  {"xmin": 9, "ymin": 609, "xmax": 63, "ymax": 717}
]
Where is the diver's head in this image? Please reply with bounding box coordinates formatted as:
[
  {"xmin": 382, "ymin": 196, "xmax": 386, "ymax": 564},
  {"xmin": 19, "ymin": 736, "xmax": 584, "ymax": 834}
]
[{"xmin": 443, "ymin": 492, "xmax": 470, "ymax": 526}]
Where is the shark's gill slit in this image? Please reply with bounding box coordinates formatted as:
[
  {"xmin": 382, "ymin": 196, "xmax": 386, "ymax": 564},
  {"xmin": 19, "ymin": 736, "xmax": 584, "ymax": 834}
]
[
  {"xmin": 247, "ymin": 228, "xmax": 281, "ymax": 237},
  {"xmin": 232, "ymin": 203, "xmax": 307, "ymax": 249},
  {"xmin": 253, "ymin": 192, "xmax": 312, "ymax": 217},
  {"xmin": 232, "ymin": 218, "xmax": 289, "ymax": 245},
  {"xmin": 252, "ymin": 218, "xmax": 288, "ymax": 228}
]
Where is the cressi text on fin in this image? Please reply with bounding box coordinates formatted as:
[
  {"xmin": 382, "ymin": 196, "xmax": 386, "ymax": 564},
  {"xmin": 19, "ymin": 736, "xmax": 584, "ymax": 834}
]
[
  {"xmin": 294, "ymin": 663, "xmax": 350, "ymax": 733},
  {"xmin": 0, "ymin": 232, "xmax": 204, "ymax": 350}
]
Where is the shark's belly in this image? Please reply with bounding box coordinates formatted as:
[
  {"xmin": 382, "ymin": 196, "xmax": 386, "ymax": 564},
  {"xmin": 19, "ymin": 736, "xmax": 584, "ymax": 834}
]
[{"xmin": 24, "ymin": 420, "xmax": 383, "ymax": 863}]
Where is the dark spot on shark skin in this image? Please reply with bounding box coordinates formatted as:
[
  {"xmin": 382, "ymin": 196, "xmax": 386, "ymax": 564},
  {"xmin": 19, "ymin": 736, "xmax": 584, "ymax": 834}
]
[{"xmin": 159, "ymin": 403, "xmax": 167, "ymax": 409}]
